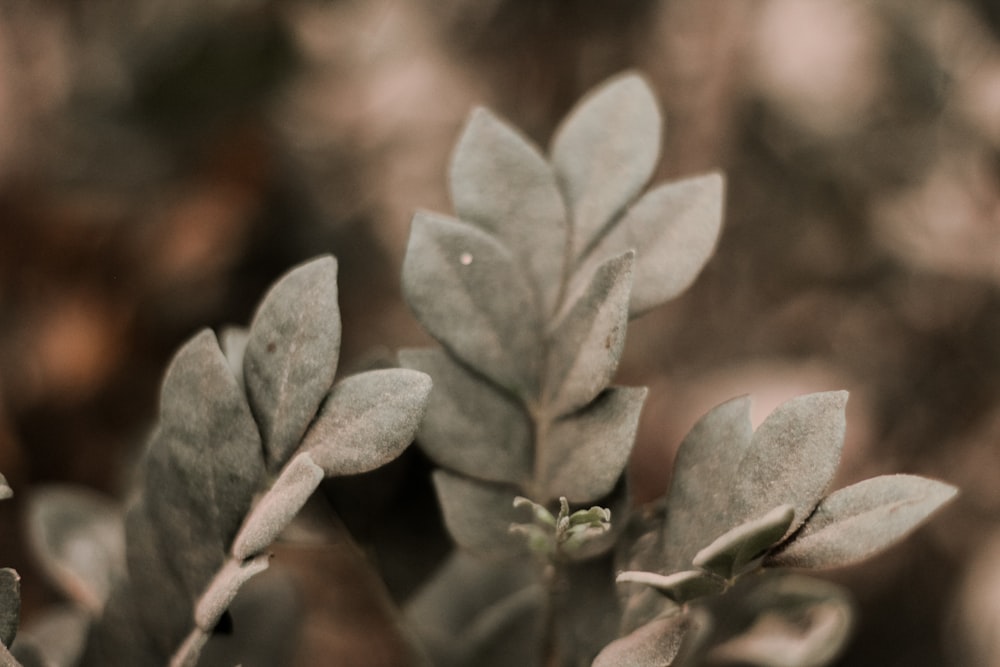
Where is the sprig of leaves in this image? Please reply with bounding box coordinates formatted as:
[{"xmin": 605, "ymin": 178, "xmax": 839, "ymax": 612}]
[
  {"xmin": 79, "ymin": 256, "xmax": 432, "ymax": 665},
  {"xmin": 401, "ymin": 72, "xmax": 723, "ymax": 665}
]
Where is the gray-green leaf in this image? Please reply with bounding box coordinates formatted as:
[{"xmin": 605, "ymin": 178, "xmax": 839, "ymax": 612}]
[
  {"xmin": 301, "ymin": 368, "xmax": 430, "ymax": 476},
  {"xmin": 592, "ymin": 612, "xmax": 691, "ymax": 667},
  {"xmin": 400, "ymin": 348, "xmax": 532, "ymax": 485},
  {"xmin": 580, "ymin": 173, "xmax": 724, "ymax": 317},
  {"xmin": 766, "ymin": 475, "xmax": 958, "ymax": 570},
  {"xmin": 433, "ymin": 471, "xmax": 528, "ymax": 558},
  {"xmin": 616, "ymin": 569, "xmax": 726, "ymax": 605},
  {"xmin": 551, "ymin": 72, "xmax": 662, "ymax": 260},
  {"xmin": 0, "ymin": 568, "xmax": 19, "ymax": 648},
  {"xmin": 244, "ymin": 255, "xmax": 341, "ymax": 468},
  {"xmin": 542, "ymin": 387, "xmax": 647, "ymax": 504},
  {"xmin": 146, "ymin": 328, "xmax": 266, "ymax": 597},
  {"xmin": 27, "ymin": 486, "xmax": 124, "ymax": 613},
  {"xmin": 545, "ymin": 252, "xmax": 634, "ymax": 417},
  {"xmin": 219, "ymin": 326, "xmax": 249, "ymax": 390},
  {"xmin": 402, "ymin": 211, "xmax": 542, "ymax": 398},
  {"xmin": 450, "ymin": 108, "xmax": 567, "ymax": 316},
  {"xmin": 692, "ymin": 505, "xmax": 795, "ymax": 580}
]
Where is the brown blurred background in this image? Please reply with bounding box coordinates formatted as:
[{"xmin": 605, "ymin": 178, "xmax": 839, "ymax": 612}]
[{"xmin": 2, "ymin": 0, "xmax": 1000, "ymax": 665}]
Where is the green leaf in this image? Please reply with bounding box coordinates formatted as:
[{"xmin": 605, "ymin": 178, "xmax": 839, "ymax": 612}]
[
  {"xmin": 230, "ymin": 452, "xmax": 324, "ymax": 560},
  {"xmin": 542, "ymin": 387, "xmax": 647, "ymax": 504},
  {"xmin": 735, "ymin": 392, "xmax": 848, "ymax": 536},
  {"xmin": 545, "ymin": 252, "xmax": 634, "ymax": 417},
  {"xmin": 708, "ymin": 575, "xmax": 852, "ymax": 667},
  {"xmin": 302, "ymin": 368, "xmax": 430, "ymax": 476},
  {"xmin": 400, "ymin": 348, "xmax": 532, "ymax": 485},
  {"xmin": 402, "ymin": 211, "xmax": 543, "ymax": 397},
  {"xmin": 579, "ymin": 173, "xmax": 725, "ymax": 317},
  {"xmin": 692, "ymin": 505, "xmax": 795, "ymax": 580},
  {"xmin": 662, "ymin": 396, "xmax": 753, "ymax": 572},
  {"xmin": 0, "ymin": 568, "xmax": 19, "ymax": 648},
  {"xmin": 616, "ymin": 569, "xmax": 726, "ymax": 605},
  {"xmin": 450, "ymin": 108, "xmax": 568, "ymax": 316},
  {"xmin": 433, "ymin": 471, "xmax": 529, "ymax": 558},
  {"xmin": 26, "ymin": 485, "xmax": 124, "ymax": 613},
  {"xmin": 592, "ymin": 612, "xmax": 691, "ymax": 667},
  {"xmin": 551, "ymin": 72, "xmax": 662, "ymax": 260},
  {"xmin": 146, "ymin": 328, "xmax": 266, "ymax": 597},
  {"xmin": 244, "ymin": 255, "xmax": 341, "ymax": 468},
  {"xmin": 766, "ymin": 475, "xmax": 958, "ymax": 570}
]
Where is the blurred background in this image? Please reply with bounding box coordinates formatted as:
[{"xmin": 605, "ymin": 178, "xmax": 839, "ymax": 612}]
[{"xmin": 1, "ymin": 0, "xmax": 1000, "ymax": 664}]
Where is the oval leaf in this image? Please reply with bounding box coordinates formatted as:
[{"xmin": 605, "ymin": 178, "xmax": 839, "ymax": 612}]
[
  {"xmin": 545, "ymin": 252, "xmax": 634, "ymax": 417},
  {"xmin": 580, "ymin": 173, "xmax": 724, "ymax": 317},
  {"xmin": 735, "ymin": 391, "xmax": 848, "ymax": 537},
  {"xmin": 231, "ymin": 452, "xmax": 324, "ymax": 560},
  {"xmin": 399, "ymin": 348, "xmax": 532, "ymax": 485},
  {"xmin": 147, "ymin": 328, "xmax": 266, "ymax": 597},
  {"xmin": 27, "ymin": 486, "xmax": 125, "ymax": 613},
  {"xmin": 551, "ymin": 72, "xmax": 662, "ymax": 260},
  {"xmin": 402, "ymin": 211, "xmax": 543, "ymax": 397},
  {"xmin": 302, "ymin": 368, "xmax": 431, "ymax": 476},
  {"xmin": 542, "ymin": 387, "xmax": 647, "ymax": 503},
  {"xmin": 593, "ymin": 613, "xmax": 691, "ymax": 667},
  {"xmin": 0, "ymin": 568, "xmax": 19, "ymax": 648},
  {"xmin": 662, "ymin": 395, "xmax": 753, "ymax": 573},
  {"xmin": 450, "ymin": 108, "xmax": 568, "ymax": 315},
  {"xmin": 692, "ymin": 505, "xmax": 795, "ymax": 580},
  {"xmin": 433, "ymin": 471, "xmax": 528, "ymax": 558},
  {"xmin": 766, "ymin": 475, "xmax": 958, "ymax": 570},
  {"xmin": 244, "ymin": 255, "xmax": 341, "ymax": 468}
]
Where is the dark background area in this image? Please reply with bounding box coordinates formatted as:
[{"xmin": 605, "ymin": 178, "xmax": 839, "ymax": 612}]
[{"xmin": 2, "ymin": 0, "xmax": 1000, "ymax": 664}]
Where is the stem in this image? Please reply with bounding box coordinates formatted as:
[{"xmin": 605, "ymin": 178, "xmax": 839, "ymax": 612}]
[{"xmin": 169, "ymin": 628, "xmax": 209, "ymax": 667}]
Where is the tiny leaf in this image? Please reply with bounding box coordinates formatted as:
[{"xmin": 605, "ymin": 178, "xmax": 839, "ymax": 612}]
[
  {"xmin": 766, "ymin": 475, "xmax": 958, "ymax": 570},
  {"xmin": 579, "ymin": 173, "xmax": 725, "ymax": 316},
  {"xmin": 231, "ymin": 452, "xmax": 324, "ymax": 560},
  {"xmin": 692, "ymin": 505, "xmax": 795, "ymax": 580},
  {"xmin": 592, "ymin": 613, "xmax": 691, "ymax": 667},
  {"xmin": 662, "ymin": 396, "xmax": 753, "ymax": 572},
  {"xmin": 616, "ymin": 569, "xmax": 726, "ymax": 604},
  {"xmin": 302, "ymin": 368, "xmax": 431, "ymax": 476},
  {"xmin": 402, "ymin": 211, "xmax": 543, "ymax": 397},
  {"xmin": 545, "ymin": 252, "xmax": 634, "ymax": 417},
  {"xmin": 450, "ymin": 108, "xmax": 568, "ymax": 315},
  {"xmin": 551, "ymin": 72, "xmax": 662, "ymax": 259},
  {"xmin": 0, "ymin": 568, "xmax": 19, "ymax": 648},
  {"xmin": 433, "ymin": 471, "xmax": 528, "ymax": 558},
  {"xmin": 244, "ymin": 255, "xmax": 341, "ymax": 468},
  {"xmin": 400, "ymin": 349, "xmax": 532, "ymax": 485},
  {"xmin": 542, "ymin": 387, "xmax": 647, "ymax": 503}
]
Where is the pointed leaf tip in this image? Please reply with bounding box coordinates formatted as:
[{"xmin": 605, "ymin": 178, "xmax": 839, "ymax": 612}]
[
  {"xmin": 692, "ymin": 505, "xmax": 795, "ymax": 580},
  {"xmin": 767, "ymin": 475, "xmax": 958, "ymax": 570}
]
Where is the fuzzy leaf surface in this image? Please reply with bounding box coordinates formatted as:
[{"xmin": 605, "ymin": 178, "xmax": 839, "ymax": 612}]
[
  {"xmin": 0, "ymin": 568, "xmax": 19, "ymax": 648},
  {"xmin": 662, "ymin": 396, "xmax": 753, "ymax": 572},
  {"xmin": 592, "ymin": 613, "xmax": 691, "ymax": 667},
  {"xmin": 433, "ymin": 471, "xmax": 529, "ymax": 558},
  {"xmin": 403, "ymin": 211, "xmax": 542, "ymax": 397},
  {"xmin": 767, "ymin": 475, "xmax": 958, "ymax": 569},
  {"xmin": 542, "ymin": 387, "xmax": 646, "ymax": 503},
  {"xmin": 551, "ymin": 72, "xmax": 661, "ymax": 259},
  {"xmin": 579, "ymin": 173, "xmax": 724, "ymax": 316},
  {"xmin": 145, "ymin": 329, "xmax": 266, "ymax": 598},
  {"xmin": 244, "ymin": 255, "xmax": 341, "ymax": 468},
  {"xmin": 400, "ymin": 348, "xmax": 531, "ymax": 485},
  {"xmin": 27, "ymin": 486, "xmax": 124, "ymax": 613},
  {"xmin": 734, "ymin": 392, "xmax": 848, "ymax": 535},
  {"xmin": 545, "ymin": 252, "xmax": 634, "ymax": 417},
  {"xmin": 616, "ymin": 569, "xmax": 726, "ymax": 605},
  {"xmin": 302, "ymin": 368, "xmax": 431, "ymax": 476},
  {"xmin": 692, "ymin": 505, "xmax": 794, "ymax": 580},
  {"xmin": 450, "ymin": 108, "xmax": 567, "ymax": 315}
]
